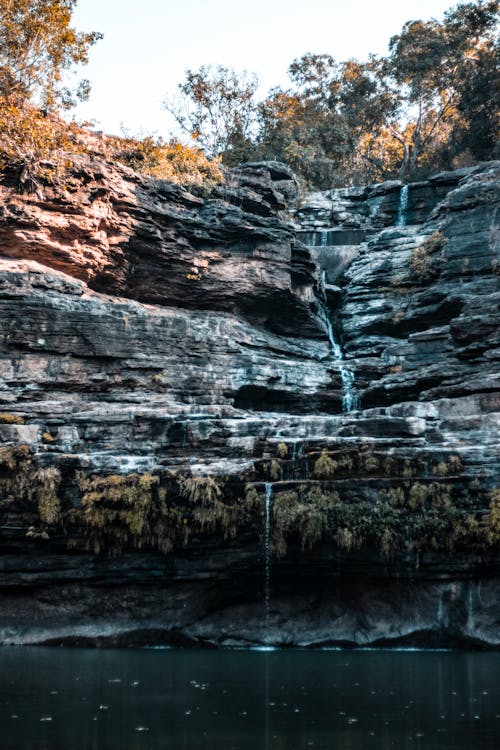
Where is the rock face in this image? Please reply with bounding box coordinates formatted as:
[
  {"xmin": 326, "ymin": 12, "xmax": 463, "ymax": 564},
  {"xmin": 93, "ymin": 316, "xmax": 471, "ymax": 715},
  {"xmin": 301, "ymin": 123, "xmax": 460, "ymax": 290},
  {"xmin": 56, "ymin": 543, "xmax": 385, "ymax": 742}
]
[{"xmin": 0, "ymin": 157, "xmax": 499, "ymax": 648}]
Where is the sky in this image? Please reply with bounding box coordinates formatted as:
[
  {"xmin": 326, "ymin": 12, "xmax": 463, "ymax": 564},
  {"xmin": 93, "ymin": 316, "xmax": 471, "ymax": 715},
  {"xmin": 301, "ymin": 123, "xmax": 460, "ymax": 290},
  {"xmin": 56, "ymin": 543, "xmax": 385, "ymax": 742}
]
[{"xmin": 71, "ymin": 0, "xmax": 457, "ymax": 138}]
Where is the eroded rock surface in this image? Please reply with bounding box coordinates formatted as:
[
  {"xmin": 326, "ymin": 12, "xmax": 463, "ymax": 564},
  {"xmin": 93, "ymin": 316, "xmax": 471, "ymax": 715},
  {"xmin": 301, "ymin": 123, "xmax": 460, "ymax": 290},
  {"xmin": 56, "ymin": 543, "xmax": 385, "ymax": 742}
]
[{"xmin": 0, "ymin": 158, "xmax": 499, "ymax": 648}]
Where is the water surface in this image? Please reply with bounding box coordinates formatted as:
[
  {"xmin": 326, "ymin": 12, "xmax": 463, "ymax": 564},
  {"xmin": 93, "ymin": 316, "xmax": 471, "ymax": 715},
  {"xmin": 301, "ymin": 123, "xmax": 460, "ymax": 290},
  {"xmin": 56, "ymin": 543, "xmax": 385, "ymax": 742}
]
[{"xmin": 1, "ymin": 647, "xmax": 498, "ymax": 749}]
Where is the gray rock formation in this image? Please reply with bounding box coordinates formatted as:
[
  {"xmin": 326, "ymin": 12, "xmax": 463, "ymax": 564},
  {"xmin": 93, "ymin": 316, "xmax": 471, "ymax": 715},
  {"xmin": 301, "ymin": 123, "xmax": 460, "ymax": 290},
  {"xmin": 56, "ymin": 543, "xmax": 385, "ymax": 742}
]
[{"xmin": 0, "ymin": 157, "xmax": 499, "ymax": 648}]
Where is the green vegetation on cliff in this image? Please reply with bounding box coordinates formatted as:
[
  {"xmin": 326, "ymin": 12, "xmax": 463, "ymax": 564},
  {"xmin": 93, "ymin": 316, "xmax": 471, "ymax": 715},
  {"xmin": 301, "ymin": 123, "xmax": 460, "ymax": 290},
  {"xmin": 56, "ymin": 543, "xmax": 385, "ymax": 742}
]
[{"xmin": 0, "ymin": 445, "xmax": 498, "ymax": 563}]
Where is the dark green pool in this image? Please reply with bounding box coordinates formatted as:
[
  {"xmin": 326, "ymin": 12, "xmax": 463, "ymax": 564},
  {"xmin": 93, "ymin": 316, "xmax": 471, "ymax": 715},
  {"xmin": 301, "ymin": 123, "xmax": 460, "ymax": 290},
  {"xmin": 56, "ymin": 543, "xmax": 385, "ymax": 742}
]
[{"xmin": 0, "ymin": 647, "xmax": 498, "ymax": 749}]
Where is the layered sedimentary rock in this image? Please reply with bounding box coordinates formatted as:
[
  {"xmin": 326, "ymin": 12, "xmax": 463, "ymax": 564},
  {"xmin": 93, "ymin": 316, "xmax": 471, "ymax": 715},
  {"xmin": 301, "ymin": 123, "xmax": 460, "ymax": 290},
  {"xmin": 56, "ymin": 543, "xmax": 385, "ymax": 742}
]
[{"xmin": 0, "ymin": 156, "xmax": 499, "ymax": 648}]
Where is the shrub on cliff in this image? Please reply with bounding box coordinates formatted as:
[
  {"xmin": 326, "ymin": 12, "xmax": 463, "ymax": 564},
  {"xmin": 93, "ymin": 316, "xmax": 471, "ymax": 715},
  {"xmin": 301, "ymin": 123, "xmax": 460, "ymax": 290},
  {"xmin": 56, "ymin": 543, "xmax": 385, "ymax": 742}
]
[
  {"xmin": 0, "ymin": 1, "xmax": 100, "ymax": 191},
  {"xmin": 410, "ymin": 231, "xmax": 448, "ymax": 282},
  {"xmin": 111, "ymin": 135, "xmax": 222, "ymax": 191},
  {"xmin": 0, "ymin": 101, "xmax": 85, "ymax": 194}
]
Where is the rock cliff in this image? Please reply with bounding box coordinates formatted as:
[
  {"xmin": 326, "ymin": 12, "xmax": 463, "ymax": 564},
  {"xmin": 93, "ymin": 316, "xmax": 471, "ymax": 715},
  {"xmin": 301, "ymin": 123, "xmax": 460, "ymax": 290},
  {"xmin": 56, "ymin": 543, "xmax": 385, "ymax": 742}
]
[{"xmin": 0, "ymin": 155, "xmax": 499, "ymax": 648}]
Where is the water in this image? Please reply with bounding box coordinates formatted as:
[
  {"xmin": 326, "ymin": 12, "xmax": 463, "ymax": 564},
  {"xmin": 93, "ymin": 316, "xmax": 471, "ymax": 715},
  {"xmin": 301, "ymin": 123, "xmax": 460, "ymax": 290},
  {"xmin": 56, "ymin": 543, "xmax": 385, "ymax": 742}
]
[
  {"xmin": 1, "ymin": 647, "xmax": 499, "ymax": 750},
  {"xmin": 319, "ymin": 270, "xmax": 358, "ymax": 412},
  {"xmin": 264, "ymin": 482, "xmax": 273, "ymax": 616},
  {"xmin": 396, "ymin": 185, "xmax": 410, "ymax": 227},
  {"xmin": 300, "ymin": 232, "xmax": 358, "ymax": 412}
]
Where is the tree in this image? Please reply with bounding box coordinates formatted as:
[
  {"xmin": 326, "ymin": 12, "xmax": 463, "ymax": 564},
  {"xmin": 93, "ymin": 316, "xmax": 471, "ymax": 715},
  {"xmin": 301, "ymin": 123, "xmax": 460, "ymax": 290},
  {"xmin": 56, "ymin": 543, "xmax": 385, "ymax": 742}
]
[
  {"xmin": 0, "ymin": 0, "xmax": 101, "ymax": 108},
  {"xmin": 0, "ymin": 1, "xmax": 101, "ymax": 194},
  {"xmin": 385, "ymin": 0, "xmax": 498, "ymax": 177},
  {"xmin": 454, "ymin": 39, "xmax": 499, "ymax": 160},
  {"xmin": 254, "ymin": 1, "xmax": 498, "ymax": 185},
  {"xmin": 161, "ymin": 1, "xmax": 497, "ymax": 188},
  {"xmin": 256, "ymin": 55, "xmax": 394, "ymax": 187},
  {"xmin": 164, "ymin": 65, "xmax": 259, "ymax": 163},
  {"xmin": 255, "ymin": 86, "xmax": 350, "ymax": 188}
]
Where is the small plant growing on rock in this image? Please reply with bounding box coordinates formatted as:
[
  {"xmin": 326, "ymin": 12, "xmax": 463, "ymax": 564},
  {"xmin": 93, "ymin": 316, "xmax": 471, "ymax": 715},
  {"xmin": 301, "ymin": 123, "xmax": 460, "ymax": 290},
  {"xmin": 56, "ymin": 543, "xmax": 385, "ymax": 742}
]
[
  {"xmin": 0, "ymin": 413, "xmax": 25, "ymax": 424},
  {"xmin": 178, "ymin": 476, "xmax": 222, "ymax": 505},
  {"xmin": 410, "ymin": 230, "xmax": 448, "ymax": 282},
  {"xmin": 276, "ymin": 443, "xmax": 288, "ymax": 459},
  {"xmin": 383, "ymin": 457, "xmax": 396, "ymax": 475},
  {"xmin": 269, "ymin": 459, "xmax": 281, "ymax": 481},
  {"xmin": 408, "ymin": 482, "xmax": 428, "ymax": 510},
  {"xmin": 272, "ymin": 487, "xmax": 337, "ymax": 557},
  {"xmin": 362, "ymin": 453, "xmax": 379, "ymax": 473},
  {"xmin": 73, "ymin": 472, "xmax": 180, "ymax": 555},
  {"xmin": 402, "ymin": 459, "xmax": 415, "ymax": 478},
  {"xmin": 313, "ymin": 450, "xmax": 337, "ymax": 479},
  {"xmin": 178, "ymin": 475, "xmax": 239, "ymax": 540},
  {"xmin": 446, "ymin": 455, "xmax": 463, "ymax": 473},
  {"xmin": 35, "ymin": 468, "xmax": 61, "ymax": 525},
  {"xmin": 485, "ymin": 489, "xmax": 500, "ymax": 545},
  {"xmin": 433, "ymin": 461, "xmax": 450, "ymax": 476}
]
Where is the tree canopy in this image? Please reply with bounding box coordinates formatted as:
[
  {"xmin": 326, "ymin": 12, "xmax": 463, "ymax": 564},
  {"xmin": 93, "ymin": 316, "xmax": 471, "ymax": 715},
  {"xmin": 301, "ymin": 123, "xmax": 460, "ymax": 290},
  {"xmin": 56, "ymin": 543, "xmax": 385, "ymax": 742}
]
[
  {"xmin": 165, "ymin": 0, "xmax": 499, "ymax": 188},
  {"xmin": 0, "ymin": 0, "xmax": 102, "ymax": 193},
  {"xmin": 164, "ymin": 65, "xmax": 259, "ymax": 164},
  {"xmin": 0, "ymin": 0, "xmax": 101, "ymax": 108}
]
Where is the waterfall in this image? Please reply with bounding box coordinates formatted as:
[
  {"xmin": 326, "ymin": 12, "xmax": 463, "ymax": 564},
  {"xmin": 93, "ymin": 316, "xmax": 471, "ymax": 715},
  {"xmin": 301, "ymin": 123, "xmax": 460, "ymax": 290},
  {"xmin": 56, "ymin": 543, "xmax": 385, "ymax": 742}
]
[
  {"xmin": 264, "ymin": 482, "xmax": 273, "ymax": 616},
  {"xmin": 396, "ymin": 185, "xmax": 409, "ymax": 227},
  {"xmin": 319, "ymin": 271, "xmax": 358, "ymax": 412}
]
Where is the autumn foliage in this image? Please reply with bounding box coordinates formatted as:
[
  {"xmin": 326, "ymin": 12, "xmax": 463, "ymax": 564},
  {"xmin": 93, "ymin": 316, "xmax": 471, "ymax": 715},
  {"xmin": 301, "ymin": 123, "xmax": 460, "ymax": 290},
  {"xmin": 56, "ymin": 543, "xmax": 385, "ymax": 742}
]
[
  {"xmin": 0, "ymin": 0, "xmax": 498, "ymax": 195},
  {"xmin": 166, "ymin": 1, "xmax": 498, "ymax": 188},
  {"xmin": 112, "ymin": 135, "xmax": 222, "ymax": 189}
]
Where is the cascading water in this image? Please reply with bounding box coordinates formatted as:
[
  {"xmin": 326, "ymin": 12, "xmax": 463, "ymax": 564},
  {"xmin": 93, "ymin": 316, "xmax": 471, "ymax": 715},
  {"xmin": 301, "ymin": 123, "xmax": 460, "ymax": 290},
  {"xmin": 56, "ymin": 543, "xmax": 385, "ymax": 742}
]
[
  {"xmin": 302, "ymin": 230, "xmax": 358, "ymax": 411},
  {"xmin": 264, "ymin": 482, "xmax": 273, "ymax": 616},
  {"xmin": 396, "ymin": 184, "xmax": 409, "ymax": 227},
  {"xmin": 319, "ymin": 270, "xmax": 358, "ymax": 412}
]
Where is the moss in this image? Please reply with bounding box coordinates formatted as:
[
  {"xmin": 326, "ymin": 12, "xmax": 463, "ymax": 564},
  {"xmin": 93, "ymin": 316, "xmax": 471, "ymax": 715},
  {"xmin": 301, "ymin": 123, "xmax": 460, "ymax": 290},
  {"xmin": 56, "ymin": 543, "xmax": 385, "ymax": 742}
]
[
  {"xmin": 273, "ymin": 487, "xmax": 338, "ymax": 557},
  {"xmin": 383, "ymin": 457, "xmax": 396, "ymax": 475},
  {"xmin": 433, "ymin": 456, "xmax": 464, "ymax": 476},
  {"xmin": 178, "ymin": 476, "xmax": 222, "ymax": 505},
  {"xmin": 0, "ymin": 444, "xmax": 31, "ymax": 472},
  {"xmin": 0, "ymin": 447, "xmax": 63, "ymax": 538},
  {"xmin": 276, "ymin": 443, "xmax": 288, "ymax": 459},
  {"xmin": 485, "ymin": 489, "xmax": 500, "ymax": 545},
  {"xmin": 447, "ymin": 455, "xmax": 463, "ymax": 473},
  {"xmin": 385, "ymin": 487, "xmax": 406, "ymax": 507},
  {"xmin": 35, "ymin": 468, "xmax": 61, "ymax": 524},
  {"xmin": 0, "ymin": 413, "xmax": 25, "ymax": 425},
  {"xmin": 339, "ymin": 455, "xmax": 354, "ymax": 473},
  {"xmin": 362, "ymin": 454, "xmax": 379, "ymax": 473},
  {"xmin": 433, "ymin": 461, "xmax": 449, "ymax": 476},
  {"xmin": 178, "ymin": 475, "xmax": 245, "ymax": 541},
  {"xmin": 268, "ymin": 459, "xmax": 281, "ymax": 481},
  {"xmin": 402, "ymin": 459, "xmax": 415, "ymax": 478},
  {"xmin": 244, "ymin": 483, "xmax": 261, "ymax": 509},
  {"xmin": 408, "ymin": 482, "xmax": 428, "ymax": 510},
  {"xmin": 313, "ymin": 450, "xmax": 337, "ymax": 479},
  {"xmin": 74, "ymin": 471, "xmax": 178, "ymax": 555}
]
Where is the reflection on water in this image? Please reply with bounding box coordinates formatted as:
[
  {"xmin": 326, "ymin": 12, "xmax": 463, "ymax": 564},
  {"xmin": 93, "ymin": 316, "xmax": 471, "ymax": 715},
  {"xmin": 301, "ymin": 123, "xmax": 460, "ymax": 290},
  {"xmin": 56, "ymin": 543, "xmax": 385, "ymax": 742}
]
[{"xmin": 0, "ymin": 647, "xmax": 499, "ymax": 750}]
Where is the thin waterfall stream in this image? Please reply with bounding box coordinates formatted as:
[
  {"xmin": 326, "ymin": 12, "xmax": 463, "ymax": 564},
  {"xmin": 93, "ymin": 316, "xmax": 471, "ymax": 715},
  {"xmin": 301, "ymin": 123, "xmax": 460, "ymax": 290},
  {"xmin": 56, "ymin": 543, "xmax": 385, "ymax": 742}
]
[
  {"xmin": 319, "ymin": 269, "xmax": 358, "ymax": 412},
  {"xmin": 302, "ymin": 230, "xmax": 358, "ymax": 412},
  {"xmin": 396, "ymin": 184, "xmax": 409, "ymax": 226}
]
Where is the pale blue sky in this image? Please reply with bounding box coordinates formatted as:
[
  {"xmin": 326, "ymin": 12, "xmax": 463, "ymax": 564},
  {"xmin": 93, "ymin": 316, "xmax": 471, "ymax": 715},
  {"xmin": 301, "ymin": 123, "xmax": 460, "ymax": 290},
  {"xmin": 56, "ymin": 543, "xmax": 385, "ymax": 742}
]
[{"xmin": 71, "ymin": 0, "xmax": 457, "ymax": 137}]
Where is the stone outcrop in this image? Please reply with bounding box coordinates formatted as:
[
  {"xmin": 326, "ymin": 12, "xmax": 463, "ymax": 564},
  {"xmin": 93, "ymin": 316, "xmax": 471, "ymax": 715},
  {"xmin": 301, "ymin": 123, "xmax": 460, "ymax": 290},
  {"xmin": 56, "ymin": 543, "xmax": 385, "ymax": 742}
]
[{"xmin": 0, "ymin": 156, "xmax": 499, "ymax": 648}]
